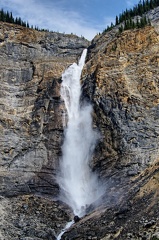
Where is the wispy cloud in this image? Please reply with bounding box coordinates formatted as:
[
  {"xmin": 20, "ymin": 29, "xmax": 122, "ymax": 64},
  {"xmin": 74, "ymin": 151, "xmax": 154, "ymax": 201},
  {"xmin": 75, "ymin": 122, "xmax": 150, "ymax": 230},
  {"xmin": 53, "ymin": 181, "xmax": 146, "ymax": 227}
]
[{"xmin": 0, "ymin": 0, "xmax": 100, "ymax": 40}]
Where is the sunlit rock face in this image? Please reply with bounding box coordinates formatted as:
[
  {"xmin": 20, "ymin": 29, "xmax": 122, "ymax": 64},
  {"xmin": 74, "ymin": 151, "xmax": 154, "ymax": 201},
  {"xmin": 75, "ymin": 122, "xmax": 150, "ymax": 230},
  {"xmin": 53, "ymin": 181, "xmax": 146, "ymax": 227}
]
[
  {"xmin": 82, "ymin": 25, "xmax": 159, "ymax": 188},
  {"xmin": 0, "ymin": 22, "xmax": 89, "ymax": 196}
]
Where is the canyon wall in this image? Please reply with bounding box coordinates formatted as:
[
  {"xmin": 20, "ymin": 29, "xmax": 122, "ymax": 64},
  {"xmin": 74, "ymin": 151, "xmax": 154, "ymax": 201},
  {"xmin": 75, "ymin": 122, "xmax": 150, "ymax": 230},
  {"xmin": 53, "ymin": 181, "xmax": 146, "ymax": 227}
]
[
  {"xmin": 60, "ymin": 20, "xmax": 159, "ymax": 240},
  {"xmin": 59, "ymin": 20, "xmax": 159, "ymax": 240},
  {"xmin": 82, "ymin": 25, "xmax": 159, "ymax": 196},
  {"xmin": 0, "ymin": 16, "xmax": 159, "ymax": 239},
  {"xmin": 0, "ymin": 22, "xmax": 89, "ymax": 197}
]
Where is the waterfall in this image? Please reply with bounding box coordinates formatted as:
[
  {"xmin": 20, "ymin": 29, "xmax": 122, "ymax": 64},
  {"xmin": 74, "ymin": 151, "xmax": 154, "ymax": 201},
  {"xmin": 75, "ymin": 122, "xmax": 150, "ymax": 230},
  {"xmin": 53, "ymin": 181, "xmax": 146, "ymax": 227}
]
[
  {"xmin": 56, "ymin": 220, "xmax": 74, "ymax": 240},
  {"xmin": 57, "ymin": 49, "xmax": 103, "ymax": 217}
]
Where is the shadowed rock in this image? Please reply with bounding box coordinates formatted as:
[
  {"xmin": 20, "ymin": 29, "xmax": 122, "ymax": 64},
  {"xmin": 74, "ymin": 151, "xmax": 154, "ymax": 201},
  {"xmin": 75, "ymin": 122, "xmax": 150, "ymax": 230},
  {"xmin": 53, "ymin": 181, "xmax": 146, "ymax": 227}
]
[{"xmin": 74, "ymin": 215, "xmax": 80, "ymax": 223}]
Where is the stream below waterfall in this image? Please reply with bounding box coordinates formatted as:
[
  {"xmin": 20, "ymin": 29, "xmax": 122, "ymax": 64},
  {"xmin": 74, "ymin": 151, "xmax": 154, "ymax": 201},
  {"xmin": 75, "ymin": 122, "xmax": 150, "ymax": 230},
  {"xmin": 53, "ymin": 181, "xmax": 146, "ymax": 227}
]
[{"xmin": 56, "ymin": 220, "xmax": 74, "ymax": 240}]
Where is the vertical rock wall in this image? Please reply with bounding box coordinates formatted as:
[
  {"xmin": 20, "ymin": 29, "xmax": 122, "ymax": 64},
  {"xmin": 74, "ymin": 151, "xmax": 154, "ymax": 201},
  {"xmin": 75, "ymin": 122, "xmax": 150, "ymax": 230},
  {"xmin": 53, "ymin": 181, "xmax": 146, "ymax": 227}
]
[
  {"xmin": 82, "ymin": 25, "xmax": 159, "ymax": 195},
  {"xmin": 0, "ymin": 22, "xmax": 89, "ymax": 196}
]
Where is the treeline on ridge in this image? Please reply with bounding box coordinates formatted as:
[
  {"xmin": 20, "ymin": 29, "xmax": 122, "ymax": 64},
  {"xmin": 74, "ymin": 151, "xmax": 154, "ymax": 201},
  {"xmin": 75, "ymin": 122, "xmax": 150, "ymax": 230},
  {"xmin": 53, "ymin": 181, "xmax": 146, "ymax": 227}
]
[
  {"xmin": 0, "ymin": 8, "xmax": 47, "ymax": 31},
  {"xmin": 104, "ymin": 0, "xmax": 159, "ymax": 33}
]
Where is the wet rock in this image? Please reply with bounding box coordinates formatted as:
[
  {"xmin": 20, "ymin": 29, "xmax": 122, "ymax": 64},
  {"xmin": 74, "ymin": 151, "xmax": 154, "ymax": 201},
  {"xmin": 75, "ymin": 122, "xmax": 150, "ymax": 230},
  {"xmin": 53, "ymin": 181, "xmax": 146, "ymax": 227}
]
[{"xmin": 74, "ymin": 215, "xmax": 80, "ymax": 223}]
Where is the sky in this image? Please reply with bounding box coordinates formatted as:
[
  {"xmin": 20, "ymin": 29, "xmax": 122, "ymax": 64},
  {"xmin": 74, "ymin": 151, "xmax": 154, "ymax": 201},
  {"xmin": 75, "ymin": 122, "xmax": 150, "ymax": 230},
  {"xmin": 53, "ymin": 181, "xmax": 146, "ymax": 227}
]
[{"xmin": 0, "ymin": 0, "xmax": 140, "ymax": 40}]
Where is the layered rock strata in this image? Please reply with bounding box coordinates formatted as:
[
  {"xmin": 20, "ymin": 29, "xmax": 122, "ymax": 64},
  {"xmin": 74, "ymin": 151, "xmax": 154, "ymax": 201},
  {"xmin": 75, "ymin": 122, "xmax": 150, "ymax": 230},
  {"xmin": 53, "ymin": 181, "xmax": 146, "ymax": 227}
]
[
  {"xmin": 82, "ymin": 25, "xmax": 159, "ymax": 186},
  {"xmin": 0, "ymin": 22, "xmax": 89, "ymax": 196},
  {"xmin": 63, "ymin": 24, "xmax": 159, "ymax": 239}
]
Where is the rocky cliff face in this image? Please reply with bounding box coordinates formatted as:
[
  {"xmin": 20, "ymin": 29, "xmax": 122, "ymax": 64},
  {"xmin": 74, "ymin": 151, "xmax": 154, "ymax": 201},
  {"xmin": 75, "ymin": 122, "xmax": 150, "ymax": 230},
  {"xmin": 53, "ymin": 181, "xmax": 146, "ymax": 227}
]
[
  {"xmin": 82, "ymin": 25, "xmax": 159, "ymax": 189},
  {"xmin": 0, "ymin": 17, "xmax": 159, "ymax": 240},
  {"xmin": 64, "ymin": 23, "xmax": 159, "ymax": 240},
  {"xmin": 0, "ymin": 22, "xmax": 89, "ymax": 197}
]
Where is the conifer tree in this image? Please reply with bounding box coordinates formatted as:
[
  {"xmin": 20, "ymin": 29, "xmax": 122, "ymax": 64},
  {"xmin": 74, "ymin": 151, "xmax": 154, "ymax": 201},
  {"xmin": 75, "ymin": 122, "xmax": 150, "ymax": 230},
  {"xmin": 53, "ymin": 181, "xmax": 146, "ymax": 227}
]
[
  {"xmin": 27, "ymin": 22, "xmax": 29, "ymax": 28},
  {"xmin": 115, "ymin": 16, "xmax": 119, "ymax": 25}
]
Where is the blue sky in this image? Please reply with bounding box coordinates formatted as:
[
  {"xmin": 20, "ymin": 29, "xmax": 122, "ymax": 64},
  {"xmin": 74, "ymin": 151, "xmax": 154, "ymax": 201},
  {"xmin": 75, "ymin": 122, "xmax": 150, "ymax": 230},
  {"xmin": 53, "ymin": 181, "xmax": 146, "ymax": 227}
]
[{"xmin": 0, "ymin": 0, "xmax": 139, "ymax": 40}]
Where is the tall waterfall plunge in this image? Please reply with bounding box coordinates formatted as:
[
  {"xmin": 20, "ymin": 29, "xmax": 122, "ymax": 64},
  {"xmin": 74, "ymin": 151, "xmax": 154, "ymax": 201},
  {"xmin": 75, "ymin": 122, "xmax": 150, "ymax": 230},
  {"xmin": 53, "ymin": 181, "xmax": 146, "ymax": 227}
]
[{"xmin": 57, "ymin": 49, "xmax": 103, "ymax": 217}]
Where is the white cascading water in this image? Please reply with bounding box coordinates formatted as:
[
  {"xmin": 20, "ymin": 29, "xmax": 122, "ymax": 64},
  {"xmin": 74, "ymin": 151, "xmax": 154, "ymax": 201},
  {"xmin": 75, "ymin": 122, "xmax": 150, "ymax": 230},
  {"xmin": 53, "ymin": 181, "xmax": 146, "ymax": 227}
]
[{"xmin": 57, "ymin": 49, "xmax": 103, "ymax": 217}]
